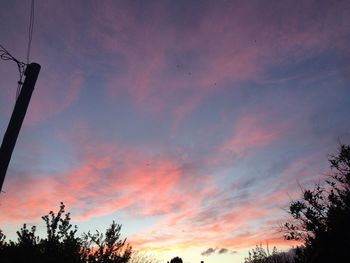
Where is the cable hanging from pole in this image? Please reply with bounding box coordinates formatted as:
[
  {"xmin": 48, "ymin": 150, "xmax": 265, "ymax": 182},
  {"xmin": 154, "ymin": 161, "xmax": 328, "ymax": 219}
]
[
  {"xmin": 0, "ymin": 0, "xmax": 35, "ymax": 101},
  {"xmin": 0, "ymin": 44, "xmax": 26, "ymax": 100},
  {"xmin": 27, "ymin": 0, "xmax": 35, "ymax": 65}
]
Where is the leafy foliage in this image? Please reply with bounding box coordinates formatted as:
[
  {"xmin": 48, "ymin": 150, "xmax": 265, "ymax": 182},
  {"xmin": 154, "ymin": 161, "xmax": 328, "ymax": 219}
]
[
  {"xmin": 244, "ymin": 244, "xmax": 295, "ymax": 263},
  {"xmin": 282, "ymin": 144, "xmax": 350, "ymax": 262},
  {"xmin": 130, "ymin": 252, "xmax": 161, "ymax": 263},
  {"xmin": 0, "ymin": 202, "xmax": 132, "ymax": 263},
  {"xmin": 81, "ymin": 221, "xmax": 132, "ymax": 263}
]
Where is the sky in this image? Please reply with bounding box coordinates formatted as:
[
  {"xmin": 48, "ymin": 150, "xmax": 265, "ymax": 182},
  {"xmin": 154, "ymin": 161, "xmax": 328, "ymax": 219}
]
[{"xmin": 0, "ymin": 0, "xmax": 350, "ymax": 262}]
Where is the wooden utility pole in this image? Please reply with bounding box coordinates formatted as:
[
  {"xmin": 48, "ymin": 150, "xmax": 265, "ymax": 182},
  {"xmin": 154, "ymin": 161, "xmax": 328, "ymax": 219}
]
[{"xmin": 0, "ymin": 63, "xmax": 40, "ymax": 192}]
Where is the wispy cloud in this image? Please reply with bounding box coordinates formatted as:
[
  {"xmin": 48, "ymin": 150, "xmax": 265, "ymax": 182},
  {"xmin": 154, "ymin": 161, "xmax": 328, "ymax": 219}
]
[
  {"xmin": 201, "ymin": 247, "xmax": 216, "ymax": 256},
  {"xmin": 201, "ymin": 247, "xmax": 237, "ymax": 256}
]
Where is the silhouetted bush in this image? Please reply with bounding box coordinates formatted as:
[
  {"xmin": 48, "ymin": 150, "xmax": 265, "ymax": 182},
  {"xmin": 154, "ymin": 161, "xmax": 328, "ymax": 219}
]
[
  {"xmin": 283, "ymin": 144, "xmax": 350, "ymax": 262},
  {"xmin": 130, "ymin": 252, "xmax": 161, "ymax": 263},
  {"xmin": 244, "ymin": 244, "xmax": 295, "ymax": 263},
  {"xmin": 170, "ymin": 256, "xmax": 183, "ymax": 263},
  {"xmin": 0, "ymin": 202, "xmax": 132, "ymax": 263}
]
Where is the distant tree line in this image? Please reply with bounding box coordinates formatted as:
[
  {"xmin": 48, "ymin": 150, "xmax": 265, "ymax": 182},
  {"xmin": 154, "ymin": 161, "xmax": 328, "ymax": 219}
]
[
  {"xmin": 245, "ymin": 144, "xmax": 350, "ymax": 263},
  {"xmin": 0, "ymin": 202, "xmax": 132, "ymax": 263},
  {"xmin": 244, "ymin": 244, "xmax": 295, "ymax": 263}
]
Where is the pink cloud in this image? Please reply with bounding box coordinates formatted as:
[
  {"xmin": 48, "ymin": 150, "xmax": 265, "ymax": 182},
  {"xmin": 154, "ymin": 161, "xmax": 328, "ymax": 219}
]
[
  {"xmin": 91, "ymin": 3, "xmax": 262, "ymax": 117},
  {"xmin": 222, "ymin": 115, "xmax": 282, "ymax": 156},
  {"xmin": 0, "ymin": 125, "xmax": 211, "ymax": 224},
  {"xmin": 128, "ymin": 193, "xmax": 264, "ymax": 251},
  {"xmin": 95, "ymin": 1, "xmax": 345, "ymax": 128},
  {"xmin": 127, "ymin": 172, "xmax": 311, "ymax": 252},
  {"xmin": 0, "ymin": 123, "xmax": 318, "ymax": 254}
]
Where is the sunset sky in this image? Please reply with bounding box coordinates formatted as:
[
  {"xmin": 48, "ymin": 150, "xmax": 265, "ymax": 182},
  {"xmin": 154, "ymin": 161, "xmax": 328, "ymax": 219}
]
[{"xmin": 1, "ymin": 1, "xmax": 350, "ymax": 262}]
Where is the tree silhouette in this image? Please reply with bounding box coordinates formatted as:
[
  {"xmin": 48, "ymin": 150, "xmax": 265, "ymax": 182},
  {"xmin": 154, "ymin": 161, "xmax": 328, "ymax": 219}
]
[
  {"xmin": 130, "ymin": 252, "xmax": 161, "ymax": 263},
  {"xmin": 40, "ymin": 202, "xmax": 81, "ymax": 262},
  {"xmin": 244, "ymin": 244, "xmax": 295, "ymax": 263},
  {"xmin": 81, "ymin": 221, "xmax": 132, "ymax": 263},
  {"xmin": 283, "ymin": 144, "xmax": 350, "ymax": 263},
  {"xmin": 0, "ymin": 202, "xmax": 132, "ymax": 263},
  {"xmin": 170, "ymin": 256, "xmax": 183, "ymax": 263}
]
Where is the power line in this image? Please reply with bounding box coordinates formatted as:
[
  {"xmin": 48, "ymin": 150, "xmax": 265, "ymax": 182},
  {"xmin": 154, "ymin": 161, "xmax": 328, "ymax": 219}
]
[
  {"xmin": 26, "ymin": 0, "xmax": 35, "ymax": 64},
  {"xmin": 1, "ymin": 0, "xmax": 36, "ymax": 101},
  {"xmin": 0, "ymin": 44, "xmax": 26, "ymax": 100}
]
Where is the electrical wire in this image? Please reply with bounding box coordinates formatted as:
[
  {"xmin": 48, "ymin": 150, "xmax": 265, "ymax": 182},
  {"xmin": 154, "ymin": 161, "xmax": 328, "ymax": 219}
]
[
  {"xmin": 26, "ymin": 0, "xmax": 35, "ymax": 64},
  {"xmin": 0, "ymin": 0, "xmax": 35, "ymax": 101},
  {"xmin": 0, "ymin": 44, "xmax": 26, "ymax": 100}
]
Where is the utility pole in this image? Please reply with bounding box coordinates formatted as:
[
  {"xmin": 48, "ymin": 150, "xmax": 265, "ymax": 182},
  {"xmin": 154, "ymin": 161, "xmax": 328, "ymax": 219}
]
[{"xmin": 0, "ymin": 62, "xmax": 40, "ymax": 192}]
